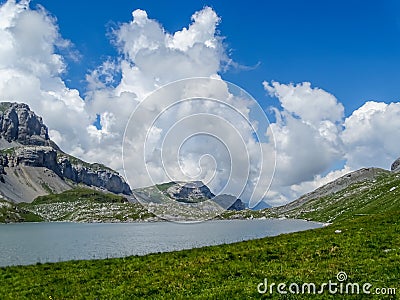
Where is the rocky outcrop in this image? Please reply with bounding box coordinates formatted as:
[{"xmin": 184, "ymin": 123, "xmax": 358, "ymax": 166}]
[
  {"xmin": 11, "ymin": 146, "xmax": 60, "ymax": 172},
  {"xmin": 212, "ymin": 194, "xmax": 245, "ymax": 211},
  {"xmin": 160, "ymin": 181, "xmax": 245, "ymax": 209},
  {"xmin": 228, "ymin": 198, "xmax": 246, "ymax": 211},
  {"xmin": 0, "ymin": 102, "xmax": 132, "ymax": 198},
  {"xmin": 0, "ymin": 155, "xmax": 6, "ymax": 183},
  {"xmin": 391, "ymin": 157, "xmax": 400, "ymax": 172},
  {"xmin": 0, "ymin": 102, "xmax": 53, "ymax": 147},
  {"xmin": 0, "ymin": 147, "xmax": 131, "ymax": 195},
  {"xmin": 166, "ymin": 181, "xmax": 214, "ymax": 203},
  {"xmin": 57, "ymin": 155, "xmax": 131, "ymax": 195}
]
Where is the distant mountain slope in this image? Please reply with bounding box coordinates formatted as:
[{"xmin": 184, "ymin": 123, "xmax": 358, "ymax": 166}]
[
  {"xmin": 0, "ymin": 102, "xmax": 131, "ymax": 203},
  {"xmin": 136, "ymin": 181, "xmax": 245, "ymax": 209},
  {"xmin": 250, "ymin": 200, "xmax": 271, "ymax": 210},
  {"xmin": 267, "ymin": 166, "xmax": 400, "ymax": 222},
  {"xmin": 0, "ymin": 198, "xmax": 43, "ymax": 223},
  {"xmin": 133, "ymin": 181, "xmax": 246, "ymax": 221},
  {"xmin": 155, "ymin": 181, "xmax": 215, "ymax": 203},
  {"xmin": 272, "ymin": 167, "xmax": 389, "ymax": 213},
  {"xmin": 218, "ymin": 162, "xmax": 400, "ymax": 222},
  {"xmin": 18, "ymin": 188, "xmax": 155, "ymax": 223}
]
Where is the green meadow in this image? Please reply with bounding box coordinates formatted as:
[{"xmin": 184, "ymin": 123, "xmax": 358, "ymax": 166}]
[{"xmin": 0, "ymin": 210, "xmax": 398, "ymax": 299}]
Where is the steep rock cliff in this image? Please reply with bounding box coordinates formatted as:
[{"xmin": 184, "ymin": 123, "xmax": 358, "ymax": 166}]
[{"xmin": 0, "ymin": 102, "xmax": 131, "ymax": 202}]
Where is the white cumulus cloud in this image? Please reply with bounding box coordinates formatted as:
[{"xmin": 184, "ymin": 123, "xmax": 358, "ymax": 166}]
[
  {"xmin": 342, "ymin": 101, "xmax": 400, "ymax": 170},
  {"xmin": 0, "ymin": 0, "xmax": 90, "ymax": 156},
  {"xmin": 263, "ymin": 81, "xmax": 344, "ymax": 187},
  {"xmin": 263, "ymin": 81, "xmax": 400, "ymax": 205}
]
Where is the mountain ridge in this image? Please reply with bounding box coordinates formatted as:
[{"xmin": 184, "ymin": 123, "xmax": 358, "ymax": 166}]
[
  {"xmin": 0, "ymin": 102, "xmax": 131, "ymax": 203},
  {"xmin": 0, "ymin": 102, "xmax": 246, "ymax": 222},
  {"xmin": 273, "ymin": 167, "xmax": 389, "ymax": 214},
  {"xmin": 0, "ymin": 101, "xmax": 398, "ymax": 223},
  {"xmin": 252, "ymin": 164, "xmax": 400, "ymax": 223}
]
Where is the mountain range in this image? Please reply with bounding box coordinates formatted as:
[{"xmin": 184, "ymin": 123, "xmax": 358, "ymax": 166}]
[
  {"xmin": 0, "ymin": 102, "xmax": 132, "ymax": 202},
  {"xmin": 0, "ymin": 102, "xmax": 245, "ymax": 222},
  {"xmin": 0, "ymin": 102, "xmax": 399, "ymax": 223},
  {"xmin": 220, "ymin": 163, "xmax": 400, "ymax": 223}
]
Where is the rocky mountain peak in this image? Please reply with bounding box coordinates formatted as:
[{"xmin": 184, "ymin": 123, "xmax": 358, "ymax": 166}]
[
  {"xmin": 0, "ymin": 101, "xmax": 132, "ymax": 201},
  {"xmin": 0, "ymin": 102, "xmax": 52, "ymax": 147},
  {"xmin": 165, "ymin": 181, "xmax": 215, "ymax": 203},
  {"xmin": 156, "ymin": 181, "xmax": 245, "ymax": 210},
  {"xmin": 391, "ymin": 157, "xmax": 400, "ymax": 172}
]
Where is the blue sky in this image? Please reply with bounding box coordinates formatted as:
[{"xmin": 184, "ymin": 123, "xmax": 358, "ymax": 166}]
[
  {"xmin": 31, "ymin": 0, "xmax": 400, "ymax": 116},
  {"xmin": 2, "ymin": 0, "xmax": 400, "ymax": 206}
]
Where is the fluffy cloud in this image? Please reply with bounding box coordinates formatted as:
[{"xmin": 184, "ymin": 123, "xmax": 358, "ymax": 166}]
[
  {"xmin": 85, "ymin": 7, "xmax": 276, "ymax": 209},
  {"xmin": 263, "ymin": 81, "xmax": 344, "ymax": 187},
  {"xmin": 342, "ymin": 101, "xmax": 400, "ymax": 170},
  {"xmin": 109, "ymin": 6, "xmax": 225, "ymax": 99},
  {"xmin": 84, "ymin": 6, "xmax": 231, "ymax": 176},
  {"xmin": 263, "ymin": 81, "xmax": 400, "ymax": 205},
  {"xmin": 0, "ymin": 0, "xmax": 90, "ymax": 154},
  {"xmin": 264, "ymin": 81, "xmax": 344, "ymax": 126}
]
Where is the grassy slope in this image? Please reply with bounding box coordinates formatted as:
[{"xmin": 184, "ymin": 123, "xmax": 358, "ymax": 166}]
[
  {"xmin": 1, "ymin": 188, "xmax": 155, "ymax": 223},
  {"xmin": 221, "ymin": 170, "xmax": 400, "ymax": 223},
  {"xmin": 30, "ymin": 188, "xmax": 127, "ymax": 204},
  {"xmin": 18, "ymin": 188, "xmax": 155, "ymax": 222},
  {"xmin": 0, "ymin": 211, "xmax": 398, "ymax": 299},
  {"xmin": 155, "ymin": 182, "xmax": 176, "ymax": 191},
  {"xmin": 0, "ymin": 199, "xmax": 43, "ymax": 223},
  {"xmin": 269, "ymin": 171, "xmax": 400, "ymax": 223}
]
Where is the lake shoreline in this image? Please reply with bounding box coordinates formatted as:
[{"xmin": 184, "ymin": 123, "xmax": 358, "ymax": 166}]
[
  {"xmin": 0, "ymin": 216, "xmax": 322, "ymax": 225},
  {"xmin": 0, "ymin": 218, "xmax": 323, "ymax": 267},
  {"xmin": 1, "ymin": 212, "xmax": 397, "ymax": 298}
]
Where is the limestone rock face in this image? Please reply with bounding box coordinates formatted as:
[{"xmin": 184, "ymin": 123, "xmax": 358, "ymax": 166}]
[
  {"xmin": 391, "ymin": 157, "xmax": 400, "ymax": 172},
  {"xmin": 166, "ymin": 181, "xmax": 214, "ymax": 202},
  {"xmin": 0, "ymin": 102, "xmax": 132, "ymax": 198},
  {"xmin": 0, "ymin": 148, "xmax": 132, "ymax": 195},
  {"xmin": 57, "ymin": 156, "xmax": 132, "ymax": 195},
  {"xmin": 0, "ymin": 102, "xmax": 51, "ymax": 147},
  {"xmin": 212, "ymin": 194, "xmax": 246, "ymax": 211},
  {"xmin": 12, "ymin": 146, "xmax": 60, "ymax": 172}
]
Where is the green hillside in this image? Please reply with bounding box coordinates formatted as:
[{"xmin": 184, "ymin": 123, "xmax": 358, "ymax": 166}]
[
  {"xmin": 0, "ymin": 210, "xmax": 398, "ymax": 299},
  {"xmin": 18, "ymin": 188, "xmax": 156, "ymax": 222},
  {"xmin": 268, "ymin": 170, "xmax": 400, "ymax": 223},
  {"xmin": 0, "ymin": 170, "xmax": 399, "ymax": 298},
  {"xmin": 0, "ymin": 199, "xmax": 43, "ymax": 223}
]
